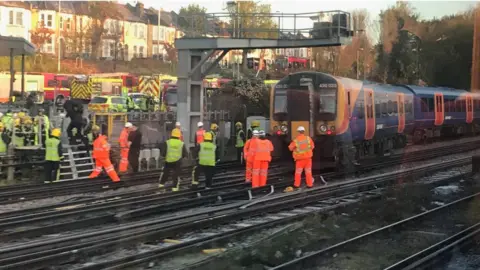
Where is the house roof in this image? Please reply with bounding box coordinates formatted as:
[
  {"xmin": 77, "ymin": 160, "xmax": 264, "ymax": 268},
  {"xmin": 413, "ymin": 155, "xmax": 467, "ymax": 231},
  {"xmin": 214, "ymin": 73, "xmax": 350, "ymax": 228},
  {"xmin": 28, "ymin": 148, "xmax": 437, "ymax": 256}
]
[{"xmin": 0, "ymin": 1, "xmax": 31, "ymax": 10}]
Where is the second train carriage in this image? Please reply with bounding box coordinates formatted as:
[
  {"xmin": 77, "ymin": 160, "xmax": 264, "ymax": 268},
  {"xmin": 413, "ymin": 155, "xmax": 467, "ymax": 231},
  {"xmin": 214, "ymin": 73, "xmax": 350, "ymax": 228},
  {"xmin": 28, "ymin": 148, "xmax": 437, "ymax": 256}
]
[{"xmin": 269, "ymin": 71, "xmax": 480, "ymax": 169}]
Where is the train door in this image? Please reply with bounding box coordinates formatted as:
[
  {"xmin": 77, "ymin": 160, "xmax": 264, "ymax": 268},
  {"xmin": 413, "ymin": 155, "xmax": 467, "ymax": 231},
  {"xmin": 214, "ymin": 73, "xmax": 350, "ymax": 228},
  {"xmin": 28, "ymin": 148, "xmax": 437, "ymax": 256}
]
[
  {"xmin": 364, "ymin": 88, "xmax": 375, "ymax": 140},
  {"xmin": 466, "ymin": 94, "xmax": 473, "ymax": 124},
  {"xmin": 434, "ymin": 93, "xmax": 444, "ymax": 126},
  {"xmin": 287, "ymin": 86, "xmax": 311, "ymax": 140},
  {"xmin": 397, "ymin": 93, "xmax": 405, "ymax": 133}
]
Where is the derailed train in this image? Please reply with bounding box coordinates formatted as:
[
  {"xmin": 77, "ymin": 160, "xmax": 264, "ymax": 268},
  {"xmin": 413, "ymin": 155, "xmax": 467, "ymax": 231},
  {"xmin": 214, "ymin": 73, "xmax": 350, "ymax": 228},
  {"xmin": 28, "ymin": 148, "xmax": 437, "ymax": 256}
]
[{"xmin": 269, "ymin": 71, "xmax": 480, "ymax": 169}]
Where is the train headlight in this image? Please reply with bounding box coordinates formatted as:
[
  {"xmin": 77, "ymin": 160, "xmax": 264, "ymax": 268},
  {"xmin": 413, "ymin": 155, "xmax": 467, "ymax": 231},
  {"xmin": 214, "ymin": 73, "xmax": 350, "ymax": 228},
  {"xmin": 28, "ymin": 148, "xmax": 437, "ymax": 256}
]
[
  {"xmin": 320, "ymin": 125, "xmax": 327, "ymax": 132},
  {"xmin": 280, "ymin": 125, "xmax": 288, "ymax": 133},
  {"xmin": 330, "ymin": 126, "xmax": 335, "ymax": 132}
]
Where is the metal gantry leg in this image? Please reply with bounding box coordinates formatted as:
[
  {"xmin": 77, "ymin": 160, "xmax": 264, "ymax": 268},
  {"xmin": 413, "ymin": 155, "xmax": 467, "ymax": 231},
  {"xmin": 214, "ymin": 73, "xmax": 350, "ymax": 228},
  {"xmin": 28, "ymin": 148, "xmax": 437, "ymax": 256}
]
[{"xmin": 177, "ymin": 49, "xmax": 205, "ymax": 149}]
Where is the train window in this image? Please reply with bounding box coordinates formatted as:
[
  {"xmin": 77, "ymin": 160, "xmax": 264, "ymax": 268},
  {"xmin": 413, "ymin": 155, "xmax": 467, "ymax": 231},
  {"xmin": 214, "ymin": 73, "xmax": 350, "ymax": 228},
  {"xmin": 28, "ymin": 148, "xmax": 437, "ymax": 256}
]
[
  {"xmin": 393, "ymin": 101, "xmax": 398, "ymax": 114},
  {"xmin": 358, "ymin": 102, "xmax": 364, "ymax": 119},
  {"xmin": 427, "ymin": 98, "xmax": 434, "ymax": 112},
  {"xmin": 421, "ymin": 98, "xmax": 428, "ymax": 112},
  {"xmin": 274, "ymin": 89, "xmax": 288, "ymax": 113},
  {"xmin": 444, "ymin": 99, "xmax": 450, "ymax": 112},
  {"xmin": 387, "ymin": 101, "xmax": 394, "ymax": 114},
  {"xmin": 347, "ymin": 91, "xmax": 351, "ymax": 106},
  {"xmin": 381, "ymin": 101, "xmax": 387, "ymax": 117},
  {"xmin": 375, "ymin": 101, "xmax": 381, "ymax": 117},
  {"xmin": 455, "ymin": 100, "xmax": 461, "ymax": 112},
  {"xmin": 436, "ymin": 96, "xmax": 441, "ymax": 113},
  {"xmin": 461, "ymin": 100, "xmax": 466, "ymax": 112},
  {"xmin": 399, "ymin": 101, "xmax": 404, "ymax": 114}
]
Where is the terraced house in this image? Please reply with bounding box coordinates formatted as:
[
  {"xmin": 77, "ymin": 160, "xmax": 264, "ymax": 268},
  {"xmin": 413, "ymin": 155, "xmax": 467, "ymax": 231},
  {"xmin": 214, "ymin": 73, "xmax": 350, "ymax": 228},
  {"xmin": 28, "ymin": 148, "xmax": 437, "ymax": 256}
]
[{"xmin": 0, "ymin": 1, "xmax": 185, "ymax": 62}]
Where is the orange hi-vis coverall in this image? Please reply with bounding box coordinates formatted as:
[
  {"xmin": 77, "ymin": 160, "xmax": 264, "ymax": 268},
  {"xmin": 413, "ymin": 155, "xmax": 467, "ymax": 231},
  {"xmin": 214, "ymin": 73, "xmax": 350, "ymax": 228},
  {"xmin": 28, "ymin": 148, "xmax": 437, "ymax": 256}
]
[
  {"xmin": 89, "ymin": 135, "xmax": 120, "ymax": 182},
  {"xmin": 243, "ymin": 137, "xmax": 258, "ymax": 182},
  {"xmin": 252, "ymin": 139, "xmax": 273, "ymax": 188},
  {"xmin": 288, "ymin": 134, "xmax": 315, "ymax": 188},
  {"xmin": 118, "ymin": 128, "xmax": 130, "ymax": 173}
]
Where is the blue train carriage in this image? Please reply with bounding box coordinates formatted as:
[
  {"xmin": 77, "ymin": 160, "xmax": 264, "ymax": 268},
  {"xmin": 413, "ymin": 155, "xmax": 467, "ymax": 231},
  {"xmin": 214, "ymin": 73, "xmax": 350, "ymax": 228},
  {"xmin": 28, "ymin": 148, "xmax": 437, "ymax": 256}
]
[
  {"xmin": 340, "ymin": 79, "xmax": 415, "ymax": 160},
  {"xmin": 269, "ymin": 71, "xmax": 415, "ymax": 169},
  {"xmin": 404, "ymin": 86, "xmax": 474, "ymax": 142}
]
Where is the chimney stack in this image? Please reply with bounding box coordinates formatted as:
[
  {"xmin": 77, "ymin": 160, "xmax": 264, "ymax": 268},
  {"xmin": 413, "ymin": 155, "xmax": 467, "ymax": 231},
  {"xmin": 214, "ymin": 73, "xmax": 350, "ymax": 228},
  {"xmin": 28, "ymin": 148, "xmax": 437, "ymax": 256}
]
[{"xmin": 136, "ymin": 2, "xmax": 144, "ymax": 17}]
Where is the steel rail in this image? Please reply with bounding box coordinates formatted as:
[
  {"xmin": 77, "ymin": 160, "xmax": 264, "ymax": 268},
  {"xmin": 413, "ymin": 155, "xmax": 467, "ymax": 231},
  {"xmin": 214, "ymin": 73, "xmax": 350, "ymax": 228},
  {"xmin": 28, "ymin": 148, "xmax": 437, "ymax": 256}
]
[
  {"xmin": 0, "ymin": 157, "xmax": 470, "ymax": 270},
  {"xmin": 0, "ymin": 142, "xmax": 472, "ymax": 238},
  {"xmin": 0, "ymin": 137, "xmax": 477, "ymax": 205},
  {"xmin": 0, "ymin": 162, "xmax": 271, "ymax": 204},
  {"xmin": 270, "ymin": 186, "xmax": 479, "ymax": 270},
  {"xmin": 384, "ymin": 222, "xmax": 480, "ymax": 270}
]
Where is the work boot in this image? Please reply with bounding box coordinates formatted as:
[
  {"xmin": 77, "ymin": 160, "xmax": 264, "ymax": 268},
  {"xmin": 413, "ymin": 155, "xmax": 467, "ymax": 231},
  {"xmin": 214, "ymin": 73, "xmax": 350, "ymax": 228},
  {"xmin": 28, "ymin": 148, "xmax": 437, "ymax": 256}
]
[
  {"xmin": 191, "ymin": 180, "xmax": 199, "ymax": 185},
  {"xmin": 158, "ymin": 183, "xmax": 165, "ymax": 188},
  {"xmin": 44, "ymin": 181, "xmax": 51, "ymax": 184},
  {"xmin": 172, "ymin": 187, "xmax": 180, "ymax": 192}
]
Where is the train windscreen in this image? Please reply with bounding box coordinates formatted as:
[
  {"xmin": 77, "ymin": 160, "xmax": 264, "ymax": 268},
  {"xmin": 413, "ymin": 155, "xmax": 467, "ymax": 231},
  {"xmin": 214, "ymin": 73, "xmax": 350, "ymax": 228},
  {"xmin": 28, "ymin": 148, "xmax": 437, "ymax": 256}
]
[{"xmin": 318, "ymin": 88, "xmax": 337, "ymax": 114}]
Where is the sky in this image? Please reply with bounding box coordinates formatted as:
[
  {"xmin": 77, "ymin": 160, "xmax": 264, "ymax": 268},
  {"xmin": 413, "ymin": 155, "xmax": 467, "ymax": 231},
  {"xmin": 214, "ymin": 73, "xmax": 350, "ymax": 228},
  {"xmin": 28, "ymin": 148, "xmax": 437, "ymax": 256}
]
[{"xmin": 123, "ymin": 0, "xmax": 477, "ymax": 42}]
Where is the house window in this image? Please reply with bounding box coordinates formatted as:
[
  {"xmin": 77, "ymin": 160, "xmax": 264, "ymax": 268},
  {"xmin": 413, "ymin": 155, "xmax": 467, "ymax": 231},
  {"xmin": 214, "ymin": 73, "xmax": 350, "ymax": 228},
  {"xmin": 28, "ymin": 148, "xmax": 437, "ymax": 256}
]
[
  {"xmin": 47, "ymin": 14, "xmax": 53, "ymax": 27},
  {"xmin": 40, "ymin": 14, "xmax": 45, "ymax": 26},
  {"xmin": 110, "ymin": 42, "xmax": 115, "ymax": 57},
  {"xmin": 103, "ymin": 42, "xmax": 109, "ymax": 57},
  {"xmin": 139, "ymin": 25, "xmax": 144, "ymax": 38},
  {"xmin": 139, "ymin": 46, "xmax": 144, "ymax": 58},
  {"xmin": 45, "ymin": 37, "xmax": 54, "ymax": 53},
  {"xmin": 15, "ymin": 12, "xmax": 23, "ymax": 25},
  {"xmin": 79, "ymin": 17, "xmax": 83, "ymax": 30},
  {"xmin": 134, "ymin": 25, "xmax": 138, "ymax": 38},
  {"xmin": 59, "ymin": 17, "xmax": 63, "ymax": 29},
  {"xmin": 133, "ymin": 45, "xmax": 137, "ymax": 58},
  {"xmin": 66, "ymin": 18, "xmax": 71, "ymax": 30},
  {"xmin": 153, "ymin": 45, "xmax": 159, "ymax": 57},
  {"xmin": 8, "ymin": 11, "xmax": 13, "ymax": 25}
]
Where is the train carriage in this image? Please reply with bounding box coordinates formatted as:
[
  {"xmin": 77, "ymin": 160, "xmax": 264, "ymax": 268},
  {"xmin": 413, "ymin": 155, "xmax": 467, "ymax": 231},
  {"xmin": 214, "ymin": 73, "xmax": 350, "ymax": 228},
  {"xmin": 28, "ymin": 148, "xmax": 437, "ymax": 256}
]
[
  {"xmin": 405, "ymin": 86, "xmax": 474, "ymax": 142},
  {"xmin": 270, "ymin": 71, "xmax": 416, "ymax": 169}
]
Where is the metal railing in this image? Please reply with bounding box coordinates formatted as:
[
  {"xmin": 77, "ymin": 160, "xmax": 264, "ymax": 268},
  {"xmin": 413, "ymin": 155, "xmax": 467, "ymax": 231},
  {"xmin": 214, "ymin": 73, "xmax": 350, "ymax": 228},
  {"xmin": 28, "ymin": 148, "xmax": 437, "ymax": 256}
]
[{"xmin": 178, "ymin": 11, "xmax": 353, "ymax": 40}]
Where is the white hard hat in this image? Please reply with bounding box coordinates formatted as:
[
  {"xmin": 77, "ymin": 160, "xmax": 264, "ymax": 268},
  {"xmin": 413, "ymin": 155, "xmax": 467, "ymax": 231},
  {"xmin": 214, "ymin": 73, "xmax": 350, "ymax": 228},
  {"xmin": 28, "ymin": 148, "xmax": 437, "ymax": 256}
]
[
  {"xmin": 0, "ymin": 112, "xmax": 4, "ymax": 118},
  {"xmin": 297, "ymin": 126, "xmax": 305, "ymax": 132},
  {"xmin": 258, "ymin": 130, "xmax": 266, "ymax": 136},
  {"xmin": 175, "ymin": 121, "xmax": 181, "ymax": 126},
  {"xmin": 197, "ymin": 122, "xmax": 204, "ymax": 127},
  {"xmin": 252, "ymin": 130, "xmax": 260, "ymax": 136},
  {"xmin": 59, "ymin": 113, "xmax": 66, "ymax": 118},
  {"xmin": 125, "ymin": 122, "xmax": 133, "ymax": 128}
]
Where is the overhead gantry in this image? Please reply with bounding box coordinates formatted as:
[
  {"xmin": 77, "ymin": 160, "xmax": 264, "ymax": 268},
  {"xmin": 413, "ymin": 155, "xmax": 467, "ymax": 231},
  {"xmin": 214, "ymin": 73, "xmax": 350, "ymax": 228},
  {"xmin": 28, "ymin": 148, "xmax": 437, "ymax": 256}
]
[{"xmin": 174, "ymin": 11, "xmax": 354, "ymax": 148}]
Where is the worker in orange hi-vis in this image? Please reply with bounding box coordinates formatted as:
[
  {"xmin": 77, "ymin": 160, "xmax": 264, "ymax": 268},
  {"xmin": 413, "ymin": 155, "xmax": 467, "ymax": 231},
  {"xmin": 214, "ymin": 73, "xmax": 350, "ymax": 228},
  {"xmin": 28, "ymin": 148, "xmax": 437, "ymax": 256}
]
[
  {"xmin": 251, "ymin": 130, "xmax": 274, "ymax": 188},
  {"xmin": 118, "ymin": 122, "xmax": 132, "ymax": 173},
  {"xmin": 173, "ymin": 122, "xmax": 184, "ymax": 141},
  {"xmin": 89, "ymin": 125, "xmax": 120, "ymax": 182},
  {"xmin": 243, "ymin": 130, "xmax": 260, "ymax": 183},
  {"xmin": 287, "ymin": 126, "xmax": 315, "ymax": 190}
]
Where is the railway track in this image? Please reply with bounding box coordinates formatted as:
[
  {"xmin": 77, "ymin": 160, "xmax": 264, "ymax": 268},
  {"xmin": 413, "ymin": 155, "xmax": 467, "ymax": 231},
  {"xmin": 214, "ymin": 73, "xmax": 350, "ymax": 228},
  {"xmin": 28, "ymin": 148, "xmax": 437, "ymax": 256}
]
[
  {"xmin": 0, "ymin": 161, "xmax": 260, "ymax": 204},
  {"xmin": 0, "ymin": 138, "xmax": 476, "ymax": 241},
  {"xmin": 0, "ymin": 156, "xmax": 471, "ymax": 270},
  {"xmin": 272, "ymin": 184, "xmax": 479, "ymax": 270},
  {"xmin": 2, "ymin": 137, "xmax": 480, "ymax": 204}
]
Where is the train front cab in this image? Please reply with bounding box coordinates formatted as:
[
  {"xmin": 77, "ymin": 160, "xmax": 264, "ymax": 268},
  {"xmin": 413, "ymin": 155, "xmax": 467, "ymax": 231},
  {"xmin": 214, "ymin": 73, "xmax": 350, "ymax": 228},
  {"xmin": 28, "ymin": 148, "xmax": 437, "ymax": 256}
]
[{"xmin": 269, "ymin": 72, "xmax": 339, "ymax": 169}]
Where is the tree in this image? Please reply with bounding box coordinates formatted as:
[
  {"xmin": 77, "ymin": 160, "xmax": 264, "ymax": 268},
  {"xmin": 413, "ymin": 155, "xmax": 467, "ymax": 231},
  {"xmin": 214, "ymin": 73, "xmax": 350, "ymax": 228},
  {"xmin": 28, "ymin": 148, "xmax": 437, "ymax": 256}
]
[
  {"xmin": 213, "ymin": 72, "xmax": 270, "ymax": 117},
  {"xmin": 30, "ymin": 21, "xmax": 55, "ymax": 53},
  {"xmin": 179, "ymin": 4, "xmax": 207, "ymax": 36},
  {"xmin": 227, "ymin": 1, "xmax": 278, "ymax": 72}
]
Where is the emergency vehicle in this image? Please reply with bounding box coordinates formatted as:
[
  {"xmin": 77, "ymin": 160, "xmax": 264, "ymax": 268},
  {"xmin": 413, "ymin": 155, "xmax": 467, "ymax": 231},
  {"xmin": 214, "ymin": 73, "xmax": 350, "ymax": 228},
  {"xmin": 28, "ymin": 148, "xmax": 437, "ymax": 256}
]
[
  {"xmin": 70, "ymin": 75, "xmax": 123, "ymax": 101},
  {"xmin": 0, "ymin": 72, "xmax": 45, "ymax": 103},
  {"xmin": 138, "ymin": 74, "xmax": 177, "ymax": 112},
  {"xmin": 43, "ymin": 73, "xmax": 71, "ymax": 102}
]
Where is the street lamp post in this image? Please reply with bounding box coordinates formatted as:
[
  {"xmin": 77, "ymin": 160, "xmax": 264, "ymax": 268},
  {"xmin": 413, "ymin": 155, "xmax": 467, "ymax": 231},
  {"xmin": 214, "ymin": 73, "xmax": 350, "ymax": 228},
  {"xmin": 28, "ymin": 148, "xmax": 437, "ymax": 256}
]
[{"xmin": 57, "ymin": 0, "xmax": 61, "ymax": 72}]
